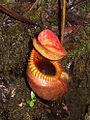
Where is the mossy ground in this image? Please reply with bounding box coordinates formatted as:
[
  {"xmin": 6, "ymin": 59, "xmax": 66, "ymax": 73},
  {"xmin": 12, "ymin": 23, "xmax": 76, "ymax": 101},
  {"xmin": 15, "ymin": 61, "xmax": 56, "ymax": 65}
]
[{"xmin": 0, "ymin": 1, "xmax": 90, "ymax": 120}]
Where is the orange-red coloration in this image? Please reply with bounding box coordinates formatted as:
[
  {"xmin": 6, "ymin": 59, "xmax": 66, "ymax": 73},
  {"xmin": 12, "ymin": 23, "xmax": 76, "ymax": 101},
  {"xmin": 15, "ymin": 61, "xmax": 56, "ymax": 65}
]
[
  {"xmin": 27, "ymin": 49, "xmax": 69, "ymax": 101},
  {"xmin": 27, "ymin": 29, "xmax": 69, "ymax": 101},
  {"xmin": 33, "ymin": 29, "xmax": 67, "ymax": 60}
]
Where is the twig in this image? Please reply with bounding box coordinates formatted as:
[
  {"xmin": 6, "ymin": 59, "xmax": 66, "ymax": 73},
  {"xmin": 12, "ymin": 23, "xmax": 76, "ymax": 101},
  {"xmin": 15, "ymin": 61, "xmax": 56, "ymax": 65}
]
[
  {"xmin": 67, "ymin": 12, "xmax": 90, "ymax": 25},
  {"xmin": 67, "ymin": 0, "xmax": 89, "ymax": 10},
  {"xmin": 29, "ymin": 0, "xmax": 41, "ymax": 10},
  {"xmin": 61, "ymin": 0, "xmax": 66, "ymax": 44},
  {"xmin": 0, "ymin": 4, "xmax": 40, "ymax": 27}
]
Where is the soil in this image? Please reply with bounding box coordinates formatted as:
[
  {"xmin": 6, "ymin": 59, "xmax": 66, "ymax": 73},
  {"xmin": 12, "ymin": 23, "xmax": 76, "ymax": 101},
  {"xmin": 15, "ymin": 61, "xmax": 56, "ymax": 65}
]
[{"xmin": 0, "ymin": 1, "xmax": 90, "ymax": 120}]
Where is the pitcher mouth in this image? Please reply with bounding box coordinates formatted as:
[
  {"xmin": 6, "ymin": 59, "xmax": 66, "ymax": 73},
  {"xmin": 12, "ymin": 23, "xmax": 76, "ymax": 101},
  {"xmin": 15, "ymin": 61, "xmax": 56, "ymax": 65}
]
[{"xmin": 27, "ymin": 49, "xmax": 63, "ymax": 81}]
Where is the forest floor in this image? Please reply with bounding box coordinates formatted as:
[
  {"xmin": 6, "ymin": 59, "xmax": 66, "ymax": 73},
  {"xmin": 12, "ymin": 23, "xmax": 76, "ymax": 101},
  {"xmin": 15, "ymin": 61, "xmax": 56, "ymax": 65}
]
[{"xmin": 0, "ymin": 0, "xmax": 90, "ymax": 120}]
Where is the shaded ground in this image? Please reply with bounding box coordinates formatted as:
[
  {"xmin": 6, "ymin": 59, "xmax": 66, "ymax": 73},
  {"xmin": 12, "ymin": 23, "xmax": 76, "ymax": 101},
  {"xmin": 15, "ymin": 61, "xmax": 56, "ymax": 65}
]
[{"xmin": 0, "ymin": 0, "xmax": 90, "ymax": 120}]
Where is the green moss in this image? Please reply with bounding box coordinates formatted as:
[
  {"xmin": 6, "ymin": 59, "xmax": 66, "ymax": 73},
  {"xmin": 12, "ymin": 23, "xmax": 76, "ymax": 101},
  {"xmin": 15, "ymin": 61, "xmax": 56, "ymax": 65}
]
[
  {"xmin": 27, "ymin": 9, "xmax": 41, "ymax": 22},
  {"xmin": 0, "ymin": 1, "xmax": 90, "ymax": 120},
  {"xmin": 67, "ymin": 40, "xmax": 90, "ymax": 58}
]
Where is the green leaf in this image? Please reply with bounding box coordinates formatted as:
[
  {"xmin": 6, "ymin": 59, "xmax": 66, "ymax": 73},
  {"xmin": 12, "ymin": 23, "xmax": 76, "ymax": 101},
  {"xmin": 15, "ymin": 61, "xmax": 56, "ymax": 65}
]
[
  {"xmin": 31, "ymin": 91, "xmax": 36, "ymax": 100},
  {"xmin": 27, "ymin": 100, "xmax": 35, "ymax": 107},
  {"xmin": 32, "ymin": 99, "xmax": 36, "ymax": 102},
  {"xmin": 29, "ymin": 101, "xmax": 35, "ymax": 107}
]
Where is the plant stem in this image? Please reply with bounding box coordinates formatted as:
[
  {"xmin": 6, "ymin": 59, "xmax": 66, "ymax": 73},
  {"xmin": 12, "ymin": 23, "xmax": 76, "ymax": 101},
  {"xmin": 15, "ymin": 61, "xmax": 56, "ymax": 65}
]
[
  {"xmin": 61, "ymin": 0, "xmax": 66, "ymax": 44},
  {"xmin": 0, "ymin": 4, "xmax": 40, "ymax": 27}
]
